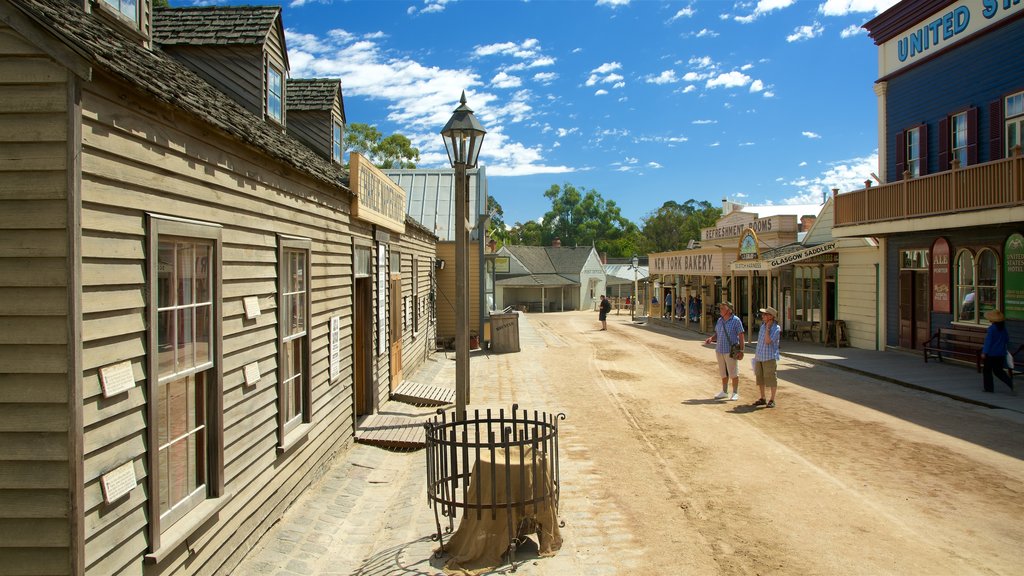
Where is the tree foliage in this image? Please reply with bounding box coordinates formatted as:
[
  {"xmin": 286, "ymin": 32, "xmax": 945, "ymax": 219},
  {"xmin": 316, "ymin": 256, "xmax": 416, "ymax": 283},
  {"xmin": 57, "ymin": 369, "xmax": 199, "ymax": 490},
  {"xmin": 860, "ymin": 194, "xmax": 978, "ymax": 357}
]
[
  {"xmin": 641, "ymin": 199, "xmax": 722, "ymax": 253},
  {"xmin": 344, "ymin": 122, "xmax": 419, "ymax": 169},
  {"xmin": 485, "ymin": 195, "xmax": 509, "ymax": 248}
]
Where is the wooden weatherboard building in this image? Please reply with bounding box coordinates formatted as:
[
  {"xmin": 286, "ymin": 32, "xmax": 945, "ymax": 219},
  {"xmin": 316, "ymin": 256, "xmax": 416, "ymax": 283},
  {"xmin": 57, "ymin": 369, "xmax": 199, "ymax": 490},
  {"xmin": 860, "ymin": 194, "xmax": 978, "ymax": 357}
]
[{"xmin": 0, "ymin": 1, "xmax": 437, "ymax": 574}]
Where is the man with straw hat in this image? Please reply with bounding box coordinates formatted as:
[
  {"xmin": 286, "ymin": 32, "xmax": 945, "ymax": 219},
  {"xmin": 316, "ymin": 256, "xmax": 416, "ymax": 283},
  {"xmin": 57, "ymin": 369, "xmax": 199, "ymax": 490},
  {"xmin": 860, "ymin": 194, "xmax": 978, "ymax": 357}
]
[
  {"xmin": 704, "ymin": 301, "xmax": 745, "ymax": 401},
  {"xmin": 752, "ymin": 306, "xmax": 782, "ymax": 408},
  {"xmin": 981, "ymin": 309, "xmax": 1014, "ymax": 393}
]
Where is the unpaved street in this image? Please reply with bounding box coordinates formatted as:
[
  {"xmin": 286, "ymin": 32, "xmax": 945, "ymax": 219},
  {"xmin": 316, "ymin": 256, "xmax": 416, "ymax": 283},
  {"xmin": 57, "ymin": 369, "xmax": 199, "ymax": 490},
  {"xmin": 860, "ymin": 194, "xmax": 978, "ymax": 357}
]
[{"xmin": 508, "ymin": 311, "xmax": 1024, "ymax": 575}]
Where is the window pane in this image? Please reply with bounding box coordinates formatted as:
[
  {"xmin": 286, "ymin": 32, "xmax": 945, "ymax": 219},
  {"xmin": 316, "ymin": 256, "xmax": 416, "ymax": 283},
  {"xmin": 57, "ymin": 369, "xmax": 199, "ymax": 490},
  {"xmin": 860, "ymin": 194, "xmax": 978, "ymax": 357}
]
[
  {"xmin": 158, "ymin": 372, "xmax": 207, "ymax": 520},
  {"xmin": 267, "ymin": 67, "xmax": 283, "ymax": 121},
  {"xmin": 196, "ymin": 303, "xmax": 212, "ymax": 366},
  {"xmin": 157, "ymin": 310, "xmax": 176, "ymax": 375},
  {"xmin": 176, "ymin": 308, "xmax": 194, "ymax": 372},
  {"xmin": 158, "ymin": 243, "xmax": 175, "ymax": 308},
  {"xmin": 978, "ymin": 250, "xmax": 998, "ymax": 286}
]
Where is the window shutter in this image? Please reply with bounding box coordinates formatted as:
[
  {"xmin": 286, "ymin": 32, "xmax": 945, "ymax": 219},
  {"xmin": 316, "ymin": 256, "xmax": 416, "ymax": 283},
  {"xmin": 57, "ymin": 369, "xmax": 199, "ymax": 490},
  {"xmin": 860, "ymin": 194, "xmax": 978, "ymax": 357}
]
[
  {"xmin": 966, "ymin": 107, "xmax": 978, "ymax": 166},
  {"xmin": 989, "ymin": 99, "xmax": 1004, "ymax": 161},
  {"xmin": 895, "ymin": 130, "xmax": 905, "ymax": 179},
  {"xmin": 937, "ymin": 116, "xmax": 949, "ymax": 171},
  {"xmin": 919, "ymin": 123, "xmax": 929, "ymax": 176}
]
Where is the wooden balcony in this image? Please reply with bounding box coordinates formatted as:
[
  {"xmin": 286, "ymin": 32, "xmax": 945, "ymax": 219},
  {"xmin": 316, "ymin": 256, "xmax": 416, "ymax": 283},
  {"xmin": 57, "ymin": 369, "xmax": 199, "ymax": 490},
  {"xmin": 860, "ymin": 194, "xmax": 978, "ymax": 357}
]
[{"xmin": 834, "ymin": 152, "xmax": 1024, "ymax": 228}]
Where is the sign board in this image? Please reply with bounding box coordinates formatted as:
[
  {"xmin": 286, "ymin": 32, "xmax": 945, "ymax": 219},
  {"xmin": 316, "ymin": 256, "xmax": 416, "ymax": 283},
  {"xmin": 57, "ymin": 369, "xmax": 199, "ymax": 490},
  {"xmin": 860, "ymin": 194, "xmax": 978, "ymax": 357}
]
[
  {"xmin": 329, "ymin": 315, "xmax": 341, "ymax": 381},
  {"xmin": 931, "ymin": 237, "xmax": 952, "ymax": 314},
  {"xmin": 100, "ymin": 361, "xmax": 136, "ymax": 398},
  {"xmin": 729, "ymin": 241, "xmax": 838, "ymax": 272},
  {"xmin": 101, "ymin": 461, "xmax": 137, "ymax": 504},
  {"xmin": 350, "ymin": 153, "xmax": 406, "ymax": 234},
  {"xmin": 1004, "ymin": 233, "xmax": 1024, "ymax": 320},
  {"xmin": 378, "ymin": 244, "xmax": 387, "ymax": 356},
  {"xmin": 702, "ymin": 216, "xmax": 779, "ymax": 242},
  {"xmin": 738, "ymin": 228, "xmax": 760, "ymax": 261},
  {"xmin": 243, "ymin": 362, "xmax": 261, "ymax": 387},
  {"xmin": 878, "ymin": 0, "xmax": 1024, "ymax": 77},
  {"xmin": 650, "ymin": 250, "xmax": 728, "ymax": 275},
  {"xmin": 494, "ymin": 256, "xmax": 510, "ymax": 273}
]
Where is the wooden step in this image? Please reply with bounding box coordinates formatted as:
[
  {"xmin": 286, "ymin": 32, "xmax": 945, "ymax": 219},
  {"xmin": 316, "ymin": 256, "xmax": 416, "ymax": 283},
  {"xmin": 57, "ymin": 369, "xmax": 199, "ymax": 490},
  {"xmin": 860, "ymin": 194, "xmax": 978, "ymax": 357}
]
[
  {"xmin": 392, "ymin": 381, "xmax": 455, "ymax": 407},
  {"xmin": 355, "ymin": 413, "xmax": 430, "ymax": 449}
]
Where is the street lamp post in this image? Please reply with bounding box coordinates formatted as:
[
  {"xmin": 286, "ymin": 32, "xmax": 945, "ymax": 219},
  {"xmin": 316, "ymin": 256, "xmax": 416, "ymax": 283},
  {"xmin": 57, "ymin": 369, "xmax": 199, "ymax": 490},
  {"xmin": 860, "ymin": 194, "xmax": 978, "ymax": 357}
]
[
  {"xmin": 441, "ymin": 92, "xmax": 486, "ymax": 421},
  {"xmin": 631, "ymin": 254, "xmax": 639, "ymax": 322}
]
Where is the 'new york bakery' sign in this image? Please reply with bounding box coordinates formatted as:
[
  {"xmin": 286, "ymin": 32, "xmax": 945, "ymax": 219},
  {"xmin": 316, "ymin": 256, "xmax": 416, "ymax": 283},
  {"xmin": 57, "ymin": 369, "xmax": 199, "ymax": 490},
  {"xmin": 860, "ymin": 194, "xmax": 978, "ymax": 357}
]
[{"xmin": 650, "ymin": 251, "xmax": 727, "ymax": 275}]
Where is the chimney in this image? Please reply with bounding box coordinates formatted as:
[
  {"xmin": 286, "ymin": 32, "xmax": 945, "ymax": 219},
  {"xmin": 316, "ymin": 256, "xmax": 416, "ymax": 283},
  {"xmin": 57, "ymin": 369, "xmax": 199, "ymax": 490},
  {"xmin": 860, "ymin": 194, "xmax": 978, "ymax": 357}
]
[
  {"xmin": 800, "ymin": 215, "xmax": 817, "ymax": 232},
  {"xmin": 552, "ymin": 238, "xmax": 561, "ymax": 247}
]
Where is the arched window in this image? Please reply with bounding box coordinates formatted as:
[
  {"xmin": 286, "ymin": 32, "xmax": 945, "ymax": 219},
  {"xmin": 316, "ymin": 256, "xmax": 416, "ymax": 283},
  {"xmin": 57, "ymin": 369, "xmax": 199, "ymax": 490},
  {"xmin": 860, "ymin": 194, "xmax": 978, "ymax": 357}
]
[
  {"xmin": 956, "ymin": 249, "xmax": 976, "ymax": 322},
  {"xmin": 956, "ymin": 248, "xmax": 1001, "ymax": 323}
]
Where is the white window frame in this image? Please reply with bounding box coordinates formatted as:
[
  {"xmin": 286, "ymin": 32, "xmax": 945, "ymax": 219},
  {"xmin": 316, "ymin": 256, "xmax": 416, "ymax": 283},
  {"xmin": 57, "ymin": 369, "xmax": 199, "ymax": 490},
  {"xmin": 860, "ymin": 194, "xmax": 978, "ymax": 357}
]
[
  {"xmin": 145, "ymin": 215, "xmax": 224, "ymax": 560},
  {"xmin": 906, "ymin": 126, "xmax": 922, "ymax": 178},
  {"xmin": 332, "ymin": 120, "xmax": 343, "ymax": 164},
  {"xmin": 100, "ymin": 0, "xmax": 139, "ymax": 24},
  {"xmin": 278, "ymin": 236, "xmax": 312, "ymax": 450},
  {"xmin": 1006, "ymin": 91, "xmax": 1024, "ymax": 156},
  {"xmin": 951, "ymin": 111, "xmax": 968, "ymax": 167},
  {"xmin": 267, "ymin": 64, "xmax": 284, "ymax": 124}
]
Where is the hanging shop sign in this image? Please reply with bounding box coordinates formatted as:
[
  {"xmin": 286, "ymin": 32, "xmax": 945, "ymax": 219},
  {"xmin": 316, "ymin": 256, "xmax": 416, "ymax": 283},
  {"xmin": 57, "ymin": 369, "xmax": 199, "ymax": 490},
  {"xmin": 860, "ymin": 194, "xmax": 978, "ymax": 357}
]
[
  {"xmin": 738, "ymin": 228, "xmax": 760, "ymax": 261},
  {"xmin": 730, "ymin": 241, "xmax": 838, "ymax": 272},
  {"xmin": 649, "ymin": 250, "xmax": 727, "ymax": 275},
  {"xmin": 350, "ymin": 152, "xmax": 406, "ymax": 235},
  {"xmin": 1004, "ymin": 233, "xmax": 1024, "ymax": 320},
  {"xmin": 931, "ymin": 237, "xmax": 952, "ymax": 314}
]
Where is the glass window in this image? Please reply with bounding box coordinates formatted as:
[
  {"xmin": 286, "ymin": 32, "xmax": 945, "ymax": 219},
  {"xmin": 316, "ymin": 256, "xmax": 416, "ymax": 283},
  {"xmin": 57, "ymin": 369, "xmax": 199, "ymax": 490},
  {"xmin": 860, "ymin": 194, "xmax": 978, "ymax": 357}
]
[
  {"xmin": 906, "ymin": 127, "xmax": 921, "ymax": 178},
  {"xmin": 956, "ymin": 248, "xmax": 1000, "ymax": 324},
  {"xmin": 1007, "ymin": 92, "xmax": 1024, "ymax": 156},
  {"xmin": 794, "ymin": 266, "xmax": 822, "ymax": 323},
  {"xmin": 147, "ymin": 216, "xmax": 222, "ymax": 552},
  {"xmin": 102, "ymin": 0, "xmax": 139, "ymax": 23},
  {"xmin": 267, "ymin": 65, "xmax": 283, "ymax": 123},
  {"xmin": 332, "ymin": 121, "xmax": 343, "ymax": 163},
  {"xmin": 956, "ymin": 250, "xmax": 976, "ymax": 322},
  {"xmin": 900, "ymin": 249, "xmax": 929, "ymax": 270},
  {"xmin": 951, "ymin": 112, "xmax": 968, "ymax": 167},
  {"xmin": 279, "ymin": 240, "xmax": 310, "ymax": 439},
  {"xmin": 978, "ymin": 249, "xmax": 999, "ymax": 321}
]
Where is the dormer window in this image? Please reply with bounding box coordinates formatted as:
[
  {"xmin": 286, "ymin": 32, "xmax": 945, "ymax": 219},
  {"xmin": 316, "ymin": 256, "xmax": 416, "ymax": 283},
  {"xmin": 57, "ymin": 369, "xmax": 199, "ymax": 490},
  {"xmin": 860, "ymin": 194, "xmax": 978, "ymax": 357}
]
[
  {"xmin": 267, "ymin": 65, "xmax": 283, "ymax": 123},
  {"xmin": 101, "ymin": 0, "xmax": 139, "ymax": 24},
  {"xmin": 332, "ymin": 120, "xmax": 343, "ymax": 163}
]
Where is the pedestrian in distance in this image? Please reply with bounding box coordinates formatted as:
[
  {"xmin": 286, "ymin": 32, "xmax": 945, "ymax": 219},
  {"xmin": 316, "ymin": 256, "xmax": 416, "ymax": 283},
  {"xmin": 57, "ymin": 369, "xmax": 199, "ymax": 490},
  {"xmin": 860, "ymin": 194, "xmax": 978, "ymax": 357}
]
[
  {"xmin": 752, "ymin": 306, "xmax": 782, "ymax": 408},
  {"xmin": 981, "ymin": 309, "xmax": 1014, "ymax": 393},
  {"xmin": 598, "ymin": 294, "xmax": 612, "ymax": 331},
  {"xmin": 704, "ymin": 301, "xmax": 745, "ymax": 401}
]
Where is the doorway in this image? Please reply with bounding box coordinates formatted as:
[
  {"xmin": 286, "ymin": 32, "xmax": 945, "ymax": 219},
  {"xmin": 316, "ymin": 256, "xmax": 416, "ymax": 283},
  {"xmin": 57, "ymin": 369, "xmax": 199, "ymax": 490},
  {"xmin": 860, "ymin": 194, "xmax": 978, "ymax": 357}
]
[
  {"xmin": 898, "ymin": 270, "xmax": 930, "ymax": 349},
  {"xmin": 354, "ymin": 276, "xmax": 374, "ymax": 417},
  {"xmin": 389, "ymin": 276, "xmax": 403, "ymax": 390}
]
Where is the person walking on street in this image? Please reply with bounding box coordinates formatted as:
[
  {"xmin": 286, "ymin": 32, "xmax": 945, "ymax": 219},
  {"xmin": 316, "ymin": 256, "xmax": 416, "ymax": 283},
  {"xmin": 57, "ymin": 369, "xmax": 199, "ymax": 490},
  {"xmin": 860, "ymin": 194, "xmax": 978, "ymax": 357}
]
[
  {"xmin": 752, "ymin": 306, "xmax": 782, "ymax": 408},
  {"xmin": 704, "ymin": 301, "xmax": 745, "ymax": 400},
  {"xmin": 981, "ymin": 309, "xmax": 1014, "ymax": 393},
  {"xmin": 598, "ymin": 294, "xmax": 612, "ymax": 331}
]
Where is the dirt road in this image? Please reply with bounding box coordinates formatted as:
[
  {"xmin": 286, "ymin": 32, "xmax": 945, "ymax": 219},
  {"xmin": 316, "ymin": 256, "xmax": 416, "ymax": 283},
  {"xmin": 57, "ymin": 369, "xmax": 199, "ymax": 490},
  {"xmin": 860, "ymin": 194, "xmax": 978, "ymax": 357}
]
[{"xmin": 509, "ymin": 311, "xmax": 1024, "ymax": 575}]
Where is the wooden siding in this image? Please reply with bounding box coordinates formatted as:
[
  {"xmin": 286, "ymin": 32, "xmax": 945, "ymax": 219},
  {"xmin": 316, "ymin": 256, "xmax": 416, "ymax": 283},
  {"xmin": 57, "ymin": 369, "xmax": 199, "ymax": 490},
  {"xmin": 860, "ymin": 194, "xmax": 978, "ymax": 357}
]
[
  {"xmin": 434, "ymin": 241, "xmax": 484, "ymax": 342},
  {"xmin": 77, "ymin": 71, "xmax": 368, "ymax": 575},
  {"xmin": 285, "ymin": 110, "xmax": 331, "ymax": 161},
  {"xmin": 394, "ymin": 227, "xmax": 437, "ymax": 381},
  {"xmin": 837, "ymin": 248, "xmax": 881, "ymax": 350},
  {"xmin": 0, "ymin": 23, "xmax": 73, "ymax": 575},
  {"xmin": 884, "ymin": 22, "xmax": 1024, "ymax": 179},
  {"xmin": 159, "ymin": 44, "xmax": 265, "ymax": 119}
]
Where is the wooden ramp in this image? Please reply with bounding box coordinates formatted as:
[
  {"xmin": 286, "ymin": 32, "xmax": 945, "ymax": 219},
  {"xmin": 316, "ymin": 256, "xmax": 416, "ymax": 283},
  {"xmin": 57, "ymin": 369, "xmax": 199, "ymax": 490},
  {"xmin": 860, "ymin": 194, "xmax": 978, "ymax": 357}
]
[
  {"xmin": 392, "ymin": 381, "xmax": 455, "ymax": 407},
  {"xmin": 355, "ymin": 414, "xmax": 431, "ymax": 450}
]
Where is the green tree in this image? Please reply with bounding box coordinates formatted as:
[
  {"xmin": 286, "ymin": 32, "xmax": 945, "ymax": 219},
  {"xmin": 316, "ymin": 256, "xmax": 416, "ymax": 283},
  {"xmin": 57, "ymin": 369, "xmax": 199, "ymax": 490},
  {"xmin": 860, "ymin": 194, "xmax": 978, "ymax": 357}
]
[
  {"xmin": 153, "ymin": 0, "xmax": 170, "ymax": 6},
  {"xmin": 344, "ymin": 123, "xmax": 419, "ymax": 169},
  {"xmin": 485, "ymin": 195, "xmax": 509, "ymax": 247},
  {"xmin": 507, "ymin": 220, "xmax": 545, "ymax": 246},
  {"xmin": 539, "ymin": 183, "xmax": 638, "ymax": 257},
  {"xmin": 641, "ymin": 199, "xmax": 721, "ymax": 253}
]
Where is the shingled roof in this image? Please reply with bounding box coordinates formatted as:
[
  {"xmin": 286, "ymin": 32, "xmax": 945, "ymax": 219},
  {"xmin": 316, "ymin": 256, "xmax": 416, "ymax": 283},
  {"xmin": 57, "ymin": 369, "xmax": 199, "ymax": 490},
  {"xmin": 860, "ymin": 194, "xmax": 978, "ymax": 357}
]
[
  {"xmin": 287, "ymin": 78, "xmax": 345, "ymax": 118},
  {"xmin": 152, "ymin": 5, "xmax": 280, "ymax": 46},
  {"xmin": 502, "ymin": 245, "xmax": 597, "ymax": 276},
  {"xmin": 8, "ymin": 0, "xmax": 349, "ymax": 194}
]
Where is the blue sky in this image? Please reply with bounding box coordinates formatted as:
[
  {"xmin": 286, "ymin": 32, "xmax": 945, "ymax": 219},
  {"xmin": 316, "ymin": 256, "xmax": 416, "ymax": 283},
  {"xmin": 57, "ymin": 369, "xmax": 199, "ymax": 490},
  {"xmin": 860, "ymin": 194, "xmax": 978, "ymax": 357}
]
[{"xmin": 199, "ymin": 0, "xmax": 900, "ymax": 225}]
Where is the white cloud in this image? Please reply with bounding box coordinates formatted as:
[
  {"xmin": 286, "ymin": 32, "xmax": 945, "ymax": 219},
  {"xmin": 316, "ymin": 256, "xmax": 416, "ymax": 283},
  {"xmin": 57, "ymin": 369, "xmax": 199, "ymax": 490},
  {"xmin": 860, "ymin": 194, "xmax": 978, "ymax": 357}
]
[
  {"xmin": 802, "ymin": 131, "xmax": 822, "ymax": 139},
  {"xmin": 689, "ymin": 56, "xmax": 715, "ymax": 69},
  {"xmin": 612, "ymin": 81, "xmax": 626, "ymax": 89},
  {"xmin": 596, "ymin": 0, "xmax": 630, "ymax": 7},
  {"xmin": 787, "ymin": 22, "xmax": 825, "ymax": 42},
  {"xmin": 682, "ymin": 85, "xmax": 697, "ymax": 93},
  {"xmin": 710, "ymin": 141, "xmax": 721, "ymax": 147},
  {"xmin": 782, "ymin": 151, "xmax": 879, "ymax": 204},
  {"xmin": 669, "ymin": 6, "xmax": 695, "ymax": 22},
  {"xmin": 646, "ymin": 70, "xmax": 679, "ymax": 85},
  {"xmin": 692, "ymin": 119, "xmax": 716, "ymax": 125},
  {"xmin": 763, "ymin": 90, "xmax": 776, "ymax": 98},
  {"xmin": 648, "ymin": 161, "xmax": 663, "ymax": 168},
  {"xmin": 682, "ymin": 71, "xmax": 707, "ymax": 82},
  {"xmin": 735, "ymin": 0, "xmax": 797, "ymax": 23},
  {"xmin": 706, "ymin": 71, "xmax": 751, "ymax": 89},
  {"xmin": 592, "ymin": 62, "xmax": 622, "ymax": 74},
  {"xmin": 799, "ymin": 161, "xmax": 808, "ymax": 166},
  {"xmin": 840, "ymin": 24, "xmax": 865, "ymax": 38},
  {"xmin": 694, "ymin": 28, "xmax": 719, "ymax": 38},
  {"xmin": 750, "ymin": 79, "xmax": 764, "ymax": 93},
  {"xmin": 595, "ymin": 89, "xmax": 609, "ymax": 95},
  {"xmin": 533, "ymin": 72, "xmax": 558, "ymax": 85},
  {"xmin": 491, "ymin": 71, "xmax": 522, "ymax": 89},
  {"xmin": 819, "ymin": 0, "xmax": 900, "ymax": 17},
  {"xmin": 556, "ymin": 127, "xmax": 579, "ymax": 138}
]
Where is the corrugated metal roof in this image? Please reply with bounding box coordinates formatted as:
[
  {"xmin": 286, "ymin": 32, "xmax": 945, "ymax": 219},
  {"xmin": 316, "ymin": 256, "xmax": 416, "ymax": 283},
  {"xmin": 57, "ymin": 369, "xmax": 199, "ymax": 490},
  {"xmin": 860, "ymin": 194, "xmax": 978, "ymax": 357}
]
[{"xmin": 384, "ymin": 168, "xmax": 487, "ymax": 242}]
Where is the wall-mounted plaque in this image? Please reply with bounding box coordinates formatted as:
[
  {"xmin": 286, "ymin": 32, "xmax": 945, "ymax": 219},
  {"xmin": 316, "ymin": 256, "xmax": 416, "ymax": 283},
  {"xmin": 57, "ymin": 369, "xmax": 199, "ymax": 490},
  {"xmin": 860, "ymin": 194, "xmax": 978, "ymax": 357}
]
[
  {"xmin": 330, "ymin": 316, "xmax": 341, "ymax": 382},
  {"xmin": 101, "ymin": 461, "xmax": 137, "ymax": 504},
  {"xmin": 99, "ymin": 361, "xmax": 136, "ymax": 398},
  {"xmin": 243, "ymin": 296, "xmax": 261, "ymax": 319},
  {"xmin": 243, "ymin": 362, "xmax": 260, "ymax": 386}
]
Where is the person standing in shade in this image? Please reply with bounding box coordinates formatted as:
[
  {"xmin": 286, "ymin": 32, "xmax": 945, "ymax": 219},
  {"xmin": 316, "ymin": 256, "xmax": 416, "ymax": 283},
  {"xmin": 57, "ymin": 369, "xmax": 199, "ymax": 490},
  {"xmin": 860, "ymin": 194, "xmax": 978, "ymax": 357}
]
[
  {"xmin": 704, "ymin": 301, "xmax": 745, "ymax": 401},
  {"xmin": 752, "ymin": 306, "xmax": 782, "ymax": 408},
  {"xmin": 598, "ymin": 294, "xmax": 612, "ymax": 331},
  {"xmin": 981, "ymin": 309, "xmax": 1014, "ymax": 393}
]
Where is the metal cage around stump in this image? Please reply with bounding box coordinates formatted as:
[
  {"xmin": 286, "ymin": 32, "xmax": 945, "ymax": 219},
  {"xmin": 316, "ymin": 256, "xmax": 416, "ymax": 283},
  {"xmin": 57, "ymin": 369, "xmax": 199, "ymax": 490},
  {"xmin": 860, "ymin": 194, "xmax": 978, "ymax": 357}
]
[{"xmin": 424, "ymin": 405, "xmax": 565, "ymax": 572}]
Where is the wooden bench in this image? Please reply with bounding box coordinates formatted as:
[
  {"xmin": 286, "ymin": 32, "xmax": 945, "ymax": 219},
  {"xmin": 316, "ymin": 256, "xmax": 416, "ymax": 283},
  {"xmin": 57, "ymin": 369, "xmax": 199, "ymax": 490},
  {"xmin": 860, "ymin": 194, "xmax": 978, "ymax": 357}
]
[
  {"xmin": 791, "ymin": 320, "xmax": 817, "ymax": 342},
  {"xmin": 922, "ymin": 327, "xmax": 986, "ymax": 371}
]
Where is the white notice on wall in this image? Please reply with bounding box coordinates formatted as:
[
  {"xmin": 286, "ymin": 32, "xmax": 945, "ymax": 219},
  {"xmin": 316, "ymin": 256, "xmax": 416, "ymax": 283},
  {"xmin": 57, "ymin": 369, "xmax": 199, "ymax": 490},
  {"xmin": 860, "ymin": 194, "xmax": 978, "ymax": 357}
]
[
  {"xmin": 330, "ymin": 316, "xmax": 341, "ymax": 382},
  {"xmin": 101, "ymin": 461, "xmax": 137, "ymax": 504},
  {"xmin": 99, "ymin": 360, "xmax": 136, "ymax": 398},
  {"xmin": 243, "ymin": 362, "xmax": 261, "ymax": 386},
  {"xmin": 243, "ymin": 296, "xmax": 261, "ymax": 319}
]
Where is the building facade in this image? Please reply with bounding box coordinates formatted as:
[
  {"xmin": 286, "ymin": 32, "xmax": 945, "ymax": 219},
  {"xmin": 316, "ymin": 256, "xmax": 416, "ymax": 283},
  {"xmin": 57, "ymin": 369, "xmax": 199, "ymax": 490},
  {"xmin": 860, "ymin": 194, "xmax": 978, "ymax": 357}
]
[
  {"xmin": 0, "ymin": 1, "xmax": 436, "ymax": 574},
  {"xmin": 834, "ymin": 0, "xmax": 1024, "ymax": 350}
]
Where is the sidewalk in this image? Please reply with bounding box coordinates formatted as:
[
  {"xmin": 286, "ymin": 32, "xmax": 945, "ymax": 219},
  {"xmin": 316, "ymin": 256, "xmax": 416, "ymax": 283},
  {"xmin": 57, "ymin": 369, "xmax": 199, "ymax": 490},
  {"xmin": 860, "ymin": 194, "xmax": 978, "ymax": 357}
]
[{"xmin": 641, "ymin": 317, "xmax": 1024, "ymax": 416}]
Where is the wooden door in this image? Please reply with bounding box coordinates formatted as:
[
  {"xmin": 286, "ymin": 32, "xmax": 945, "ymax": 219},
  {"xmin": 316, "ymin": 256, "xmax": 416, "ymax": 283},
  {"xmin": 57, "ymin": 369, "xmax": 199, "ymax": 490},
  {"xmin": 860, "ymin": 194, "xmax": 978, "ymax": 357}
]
[
  {"xmin": 389, "ymin": 277, "xmax": 402, "ymax": 391},
  {"xmin": 899, "ymin": 270, "xmax": 913, "ymax": 349},
  {"xmin": 914, "ymin": 270, "xmax": 931, "ymax": 348},
  {"xmin": 354, "ymin": 277, "xmax": 372, "ymax": 416}
]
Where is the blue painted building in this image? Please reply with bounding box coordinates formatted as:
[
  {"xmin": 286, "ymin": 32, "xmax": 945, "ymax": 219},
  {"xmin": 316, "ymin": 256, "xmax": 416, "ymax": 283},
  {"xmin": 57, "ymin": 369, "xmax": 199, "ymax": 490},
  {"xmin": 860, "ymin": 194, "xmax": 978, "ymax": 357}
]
[{"xmin": 833, "ymin": 0, "xmax": 1024, "ymax": 352}]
